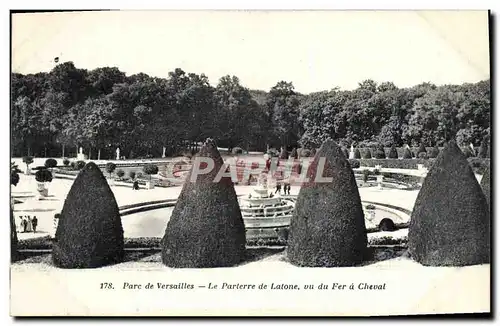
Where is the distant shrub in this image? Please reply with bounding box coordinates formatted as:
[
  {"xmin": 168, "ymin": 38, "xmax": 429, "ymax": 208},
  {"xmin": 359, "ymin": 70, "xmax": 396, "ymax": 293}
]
[
  {"xmin": 417, "ymin": 143, "xmax": 427, "ymax": 155},
  {"xmin": 365, "ymin": 204, "xmax": 376, "ymax": 210},
  {"xmin": 105, "ymin": 162, "xmax": 116, "ymax": 177},
  {"xmin": 374, "ymin": 146, "xmax": 386, "ymax": 159},
  {"xmin": 362, "ymin": 169, "xmax": 370, "ymax": 182},
  {"xmin": 116, "ymin": 169, "xmax": 125, "ymax": 179},
  {"xmin": 341, "ymin": 147, "xmax": 349, "ymax": 159},
  {"xmin": 35, "ymin": 169, "xmax": 53, "ymax": 183},
  {"xmin": 429, "ymin": 145, "xmax": 440, "ymax": 158},
  {"xmin": 279, "ymin": 147, "xmax": 289, "ymax": 159},
  {"xmin": 403, "ymin": 148, "xmax": 412, "ymax": 159},
  {"xmin": 45, "ymin": 158, "xmax": 58, "ymax": 169},
  {"xmin": 418, "ymin": 152, "xmax": 428, "ymax": 159},
  {"xmin": 362, "ymin": 149, "xmax": 372, "ymax": 159},
  {"xmin": 136, "ymin": 172, "xmax": 143, "ymax": 179},
  {"xmin": 232, "ymin": 147, "xmax": 243, "ymax": 155},
  {"xmin": 75, "ymin": 161, "xmax": 86, "ymax": 170},
  {"xmin": 22, "ymin": 156, "xmax": 34, "ymax": 165},
  {"xmin": 267, "ymin": 148, "xmax": 280, "ymax": 157},
  {"xmin": 143, "ymin": 164, "xmax": 159, "ymax": 181},
  {"xmin": 290, "ymin": 148, "xmax": 298, "ymax": 159},
  {"xmin": 388, "ymin": 146, "xmax": 398, "ymax": 159},
  {"xmin": 478, "ymin": 138, "xmax": 489, "ymax": 158},
  {"xmin": 354, "ymin": 148, "xmax": 361, "ymax": 159},
  {"xmin": 300, "ymin": 149, "xmax": 311, "ymax": 158},
  {"xmin": 63, "ymin": 158, "xmax": 70, "ymax": 166},
  {"xmin": 129, "ymin": 171, "xmax": 136, "ymax": 180},
  {"xmin": 349, "ymin": 159, "xmax": 360, "ymax": 169}
]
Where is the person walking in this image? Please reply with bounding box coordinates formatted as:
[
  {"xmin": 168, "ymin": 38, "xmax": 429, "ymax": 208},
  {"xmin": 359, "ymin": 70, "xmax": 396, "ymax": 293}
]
[
  {"xmin": 26, "ymin": 216, "xmax": 33, "ymax": 232},
  {"xmin": 32, "ymin": 216, "xmax": 38, "ymax": 233},
  {"xmin": 22, "ymin": 216, "xmax": 27, "ymax": 233},
  {"xmin": 275, "ymin": 183, "xmax": 282, "ymax": 194}
]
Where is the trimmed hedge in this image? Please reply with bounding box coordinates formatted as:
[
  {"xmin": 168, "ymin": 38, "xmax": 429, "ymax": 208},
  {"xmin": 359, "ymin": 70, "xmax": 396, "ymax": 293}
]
[
  {"xmin": 354, "ymin": 148, "xmax": 361, "ymax": 159},
  {"xmin": 45, "ymin": 158, "xmax": 58, "ymax": 169},
  {"xmin": 388, "ymin": 146, "xmax": 398, "ymax": 159},
  {"xmin": 35, "ymin": 168, "xmax": 53, "ymax": 183},
  {"xmin": 52, "ymin": 162, "xmax": 124, "ymax": 268},
  {"xmin": 408, "ymin": 141, "xmax": 490, "ymax": 266},
  {"xmin": 480, "ymin": 167, "xmax": 490, "ymax": 210},
  {"xmin": 161, "ymin": 138, "xmax": 246, "ymax": 268},
  {"xmin": 362, "ymin": 148, "xmax": 372, "ymax": 159},
  {"xmin": 287, "ymin": 140, "xmax": 367, "ymax": 267}
]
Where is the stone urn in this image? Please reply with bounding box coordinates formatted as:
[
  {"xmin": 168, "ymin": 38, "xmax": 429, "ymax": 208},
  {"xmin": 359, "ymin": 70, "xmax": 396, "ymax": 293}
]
[
  {"xmin": 37, "ymin": 182, "xmax": 48, "ymax": 198},
  {"xmin": 146, "ymin": 180, "xmax": 155, "ymax": 190}
]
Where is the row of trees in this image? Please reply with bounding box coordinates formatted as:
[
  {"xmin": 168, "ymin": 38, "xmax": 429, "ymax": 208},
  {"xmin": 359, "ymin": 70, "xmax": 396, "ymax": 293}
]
[{"xmin": 11, "ymin": 62, "xmax": 490, "ymax": 159}]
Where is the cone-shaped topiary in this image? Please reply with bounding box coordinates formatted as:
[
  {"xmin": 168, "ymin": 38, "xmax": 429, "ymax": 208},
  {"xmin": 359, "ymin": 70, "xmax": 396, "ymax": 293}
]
[
  {"xmin": 362, "ymin": 148, "xmax": 372, "ymax": 159},
  {"xmin": 287, "ymin": 140, "xmax": 367, "ymax": 267},
  {"xmin": 408, "ymin": 140, "xmax": 490, "ymax": 266},
  {"xmin": 429, "ymin": 145, "xmax": 440, "ymax": 158},
  {"xmin": 403, "ymin": 147, "xmax": 412, "ymax": 159},
  {"xmin": 417, "ymin": 143, "xmax": 427, "ymax": 155},
  {"xmin": 374, "ymin": 145, "xmax": 386, "ymax": 159},
  {"xmin": 52, "ymin": 162, "xmax": 124, "ymax": 268},
  {"xmin": 162, "ymin": 138, "xmax": 246, "ymax": 268},
  {"xmin": 480, "ymin": 167, "xmax": 490, "ymax": 210},
  {"xmin": 354, "ymin": 148, "xmax": 361, "ymax": 159},
  {"xmin": 388, "ymin": 145, "xmax": 398, "ymax": 159}
]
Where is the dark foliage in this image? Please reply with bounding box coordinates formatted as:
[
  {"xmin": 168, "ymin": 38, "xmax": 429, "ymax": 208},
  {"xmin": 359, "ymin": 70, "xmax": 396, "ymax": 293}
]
[
  {"xmin": 232, "ymin": 147, "xmax": 243, "ymax": 155},
  {"xmin": 408, "ymin": 141, "xmax": 490, "ymax": 266},
  {"xmin": 362, "ymin": 148, "xmax": 372, "ymax": 159},
  {"xmin": 378, "ymin": 218, "xmax": 396, "ymax": 231},
  {"xmin": 417, "ymin": 143, "xmax": 427, "ymax": 155},
  {"xmin": 105, "ymin": 162, "xmax": 116, "ymax": 176},
  {"xmin": 478, "ymin": 137, "xmax": 489, "ymax": 158},
  {"xmin": 287, "ymin": 140, "xmax": 367, "ymax": 267},
  {"xmin": 388, "ymin": 146, "xmax": 398, "ymax": 159},
  {"xmin": 129, "ymin": 171, "xmax": 136, "ymax": 180},
  {"xmin": 63, "ymin": 158, "xmax": 70, "ymax": 166},
  {"xmin": 374, "ymin": 146, "xmax": 386, "ymax": 159},
  {"xmin": 45, "ymin": 158, "xmax": 58, "ymax": 169},
  {"xmin": 354, "ymin": 148, "xmax": 361, "ymax": 159},
  {"xmin": 290, "ymin": 148, "xmax": 298, "ymax": 159},
  {"xmin": 418, "ymin": 152, "xmax": 428, "ymax": 159},
  {"xmin": 300, "ymin": 148, "xmax": 311, "ymax": 158},
  {"xmin": 403, "ymin": 148, "xmax": 412, "ymax": 159},
  {"xmin": 35, "ymin": 169, "xmax": 53, "ymax": 183},
  {"xmin": 52, "ymin": 162, "xmax": 124, "ymax": 268},
  {"xmin": 429, "ymin": 145, "xmax": 440, "ymax": 158},
  {"xmin": 310, "ymin": 148, "xmax": 317, "ymax": 156},
  {"xmin": 161, "ymin": 138, "xmax": 246, "ymax": 268},
  {"xmin": 116, "ymin": 169, "xmax": 125, "ymax": 179},
  {"xmin": 341, "ymin": 147, "xmax": 349, "ymax": 159},
  {"xmin": 75, "ymin": 160, "xmax": 86, "ymax": 170},
  {"xmin": 480, "ymin": 167, "xmax": 490, "ymax": 210},
  {"xmin": 11, "ymin": 162, "xmax": 21, "ymax": 186},
  {"xmin": 349, "ymin": 159, "xmax": 360, "ymax": 169}
]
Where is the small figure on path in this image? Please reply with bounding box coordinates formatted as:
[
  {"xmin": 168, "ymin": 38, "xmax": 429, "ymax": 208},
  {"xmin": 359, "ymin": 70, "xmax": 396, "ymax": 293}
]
[
  {"xmin": 32, "ymin": 216, "xmax": 38, "ymax": 233},
  {"xmin": 26, "ymin": 216, "xmax": 33, "ymax": 232},
  {"xmin": 22, "ymin": 216, "xmax": 27, "ymax": 233},
  {"xmin": 133, "ymin": 180, "xmax": 139, "ymax": 190},
  {"xmin": 275, "ymin": 183, "xmax": 282, "ymax": 194}
]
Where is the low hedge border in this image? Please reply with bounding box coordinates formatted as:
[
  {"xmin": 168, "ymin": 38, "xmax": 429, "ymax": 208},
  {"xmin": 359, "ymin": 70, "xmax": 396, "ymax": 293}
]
[{"xmin": 348, "ymin": 158, "xmax": 489, "ymax": 174}]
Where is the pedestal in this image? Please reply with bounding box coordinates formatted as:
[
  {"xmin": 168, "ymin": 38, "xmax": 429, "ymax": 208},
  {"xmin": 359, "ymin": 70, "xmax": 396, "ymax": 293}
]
[
  {"xmin": 146, "ymin": 181, "xmax": 155, "ymax": 190},
  {"xmin": 349, "ymin": 151, "xmax": 355, "ymax": 159},
  {"xmin": 77, "ymin": 153, "xmax": 85, "ymax": 161},
  {"xmin": 377, "ymin": 175, "xmax": 384, "ymax": 190}
]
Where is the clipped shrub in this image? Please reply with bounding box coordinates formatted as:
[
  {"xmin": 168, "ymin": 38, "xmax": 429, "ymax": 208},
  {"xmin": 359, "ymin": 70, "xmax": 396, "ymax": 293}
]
[
  {"xmin": 287, "ymin": 140, "xmax": 367, "ymax": 267},
  {"xmin": 143, "ymin": 164, "xmax": 159, "ymax": 181},
  {"xmin": 374, "ymin": 146, "xmax": 386, "ymax": 159},
  {"xmin": 116, "ymin": 169, "xmax": 125, "ymax": 179},
  {"xmin": 22, "ymin": 156, "xmax": 34, "ymax": 171},
  {"xmin": 105, "ymin": 162, "xmax": 116, "ymax": 177},
  {"xmin": 45, "ymin": 158, "xmax": 58, "ymax": 169},
  {"xmin": 362, "ymin": 148, "xmax": 372, "ymax": 159},
  {"xmin": 378, "ymin": 218, "xmax": 396, "ymax": 232},
  {"xmin": 418, "ymin": 152, "xmax": 428, "ymax": 159},
  {"xmin": 349, "ymin": 159, "xmax": 360, "ymax": 169},
  {"xmin": 417, "ymin": 143, "xmax": 427, "ymax": 155},
  {"xmin": 129, "ymin": 171, "xmax": 136, "ymax": 180},
  {"xmin": 162, "ymin": 138, "xmax": 246, "ymax": 268},
  {"xmin": 35, "ymin": 169, "xmax": 53, "ymax": 183},
  {"xmin": 11, "ymin": 162, "xmax": 20, "ymax": 186},
  {"xmin": 478, "ymin": 138, "xmax": 489, "ymax": 158},
  {"xmin": 408, "ymin": 141, "xmax": 490, "ymax": 266},
  {"xmin": 279, "ymin": 147, "xmax": 289, "ymax": 159},
  {"xmin": 63, "ymin": 158, "xmax": 70, "ymax": 166},
  {"xmin": 341, "ymin": 147, "xmax": 349, "ymax": 159},
  {"xmin": 388, "ymin": 146, "xmax": 398, "ymax": 159},
  {"xmin": 232, "ymin": 147, "xmax": 243, "ymax": 155},
  {"xmin": 480, "ymin": 167, "xmax": 490, "ymax": 210},
  {"xmin": 362, "ymin": 169, "xmax": 370, "ymax": 183},
  {"xmin": 290, "ymin": 148, "xmax": 298, "ymax": 159},
  {"xmin": 52, "ymin": 162, "xmax": 124, "ymax": 268},
  {"xmin": 300, "ymin": 149, "xmax": 311, "ymax": 158},
  {"xmin": 403, "ymin": 148, "xmax": 412, "ymax": 159},
  {"xmin": 354, "ymin": 148, "xmax": 361, "ymax": 159},
  {"xmin": 136, "ymin": 172, "xmax": 143, "ymax": 179},
  {"xmin": 75, "ymin": 160, "xmax": 86, "ymax": 170},
  {"xmin": 429, "ymin": 145, "xmax": 440, "ymax": 158}
]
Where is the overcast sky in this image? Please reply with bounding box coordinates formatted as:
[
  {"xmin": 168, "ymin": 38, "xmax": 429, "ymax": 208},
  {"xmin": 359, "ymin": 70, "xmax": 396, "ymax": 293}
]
[{"xmin": 12, "ymin": 10, "xmax": 490, "ymax": 94}]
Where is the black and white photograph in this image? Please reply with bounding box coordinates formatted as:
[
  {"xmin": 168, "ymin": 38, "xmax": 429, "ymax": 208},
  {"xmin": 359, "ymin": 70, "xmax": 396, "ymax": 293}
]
[{"xmin": 9, "ymin": 9, "xmax": 491, "ymax": 316}]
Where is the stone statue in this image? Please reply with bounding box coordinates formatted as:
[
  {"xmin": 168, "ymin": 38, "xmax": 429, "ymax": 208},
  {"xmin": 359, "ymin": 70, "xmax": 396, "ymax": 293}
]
[
  {"xmin": 349, "ymin": 143, "xmax": 355, "ymax": 159},
  {"xmin": 116, "ymin": 148, "xmax": 120, "ymax": 160},
  {"xmin": 162, "ymin": 146, "xmax": 166, "ymax": 158},
  {"xmin": 79, "ymin": 147, "xmax": 83, "ymax": 154}
]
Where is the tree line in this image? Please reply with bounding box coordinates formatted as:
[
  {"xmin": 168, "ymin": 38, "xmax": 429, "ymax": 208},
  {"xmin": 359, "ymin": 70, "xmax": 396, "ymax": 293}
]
[{"xmin": 11, "ymin": 62, "xmax": 490, "ymax": 159}]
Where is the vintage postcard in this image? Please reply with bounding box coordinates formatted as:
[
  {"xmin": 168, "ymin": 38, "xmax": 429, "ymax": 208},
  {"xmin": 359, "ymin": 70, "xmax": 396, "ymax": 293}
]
[{"xmin": 9, "ymin": 9, "xmax": 491, "ymax": 316}]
